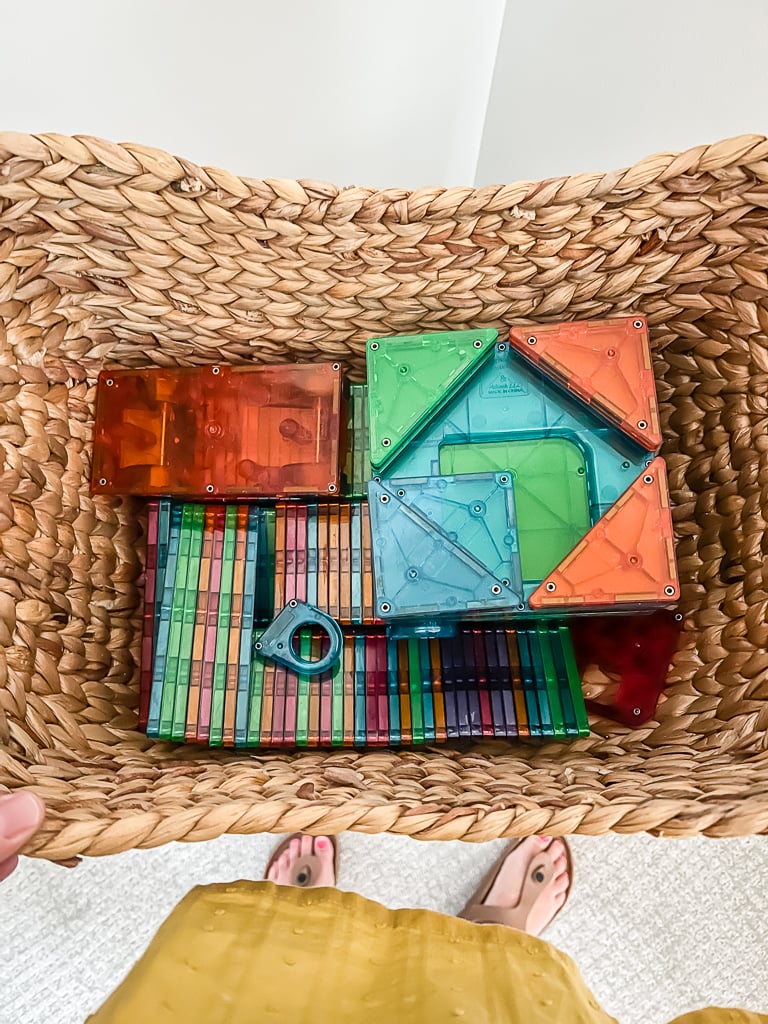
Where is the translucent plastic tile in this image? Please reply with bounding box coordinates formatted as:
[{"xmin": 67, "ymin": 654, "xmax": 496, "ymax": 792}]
[
  {"xmin": 366, "ymin": 329, "xmax": 497, "ymax": 471},
  {"xmin": 389, "ymin": 341, "xmax": 651, "ymax": 516},
  {"xmin": 439, "ymin": 437, "xmax": 591, "ymax": 583},
  {"xmin": 91, "ymin": 362, "xmax": 344, "ymax": 498},
  {"xmin": 343, "ymin": 383, "xmax": 372, "ymax": 499},
  {"xmin": 571, "ymin": 609, "xmax": 682, "ymax": 725},
  {"xmin": 378, "ymin": 472, "xmax": 523, "ymax": 599},
  {"xmin": 367, "ymin": 477, "xmax": 521, "ymax": 621},
  {"xmin": 508, "ymin": 315, "xmax": 661, "ymax": 451},
  {"xmin": 529, "ymin": 457, "xmax": 679, "ymax": 610}
]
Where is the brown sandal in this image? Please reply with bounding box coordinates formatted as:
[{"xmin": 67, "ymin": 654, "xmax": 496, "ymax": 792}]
[
  {"xmin": 264, "ymin": 833, "xmax": 340, "ymax": 887},
  {"xmin": 458, "ymin": 837, "xmax": 573, "ymax": 934}
]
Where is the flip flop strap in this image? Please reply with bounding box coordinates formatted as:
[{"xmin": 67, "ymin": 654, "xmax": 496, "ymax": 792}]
[
  {"xmin": 462, "ymin": 853, "xmax": 556, "ymax": 930},
  {"xmin": 292, "ymin": 852, "xmax": 324, "ymax": 887}
]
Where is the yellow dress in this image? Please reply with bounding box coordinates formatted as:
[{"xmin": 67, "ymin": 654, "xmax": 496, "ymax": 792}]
[{"xmin": 87, "ymin": 882, "xmax": 764, "ymax": 1024}]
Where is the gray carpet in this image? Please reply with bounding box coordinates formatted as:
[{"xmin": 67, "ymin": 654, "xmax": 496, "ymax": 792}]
[{"xmin": 0, "ymin": 832, "xmax": 765, "ymax": 1023}]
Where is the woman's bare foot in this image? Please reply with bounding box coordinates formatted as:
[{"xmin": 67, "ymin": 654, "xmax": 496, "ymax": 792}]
[
  {"xmin": 266, "ymin": 834, "xmax": 337, "ymax": 888},
  {"xmin": 459, "ymin": 835, "xmax": 571, "ymax": 935},
  {"xmin": 480, "ymin": 835, "xmax": 569, "ymax": 935}
]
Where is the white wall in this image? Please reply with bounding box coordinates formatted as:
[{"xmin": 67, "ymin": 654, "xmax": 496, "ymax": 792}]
[
  {"xmin": 1, "ymin": 0, "xmax": 504, "ymax": 188},
  {"xmin": 2, "ymin": 1, "xmax": 767, "ymax": 187},
  {"xmin": 476, "ymin": 0, "xmax": 768, "ymax": 184}
]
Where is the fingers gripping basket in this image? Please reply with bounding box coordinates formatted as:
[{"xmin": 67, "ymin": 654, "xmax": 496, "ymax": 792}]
[{"xmin": 0, "ymin": 132, "xmax": 767, "ymax": 860}]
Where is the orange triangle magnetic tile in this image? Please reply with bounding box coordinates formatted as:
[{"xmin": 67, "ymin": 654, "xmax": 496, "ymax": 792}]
[
  {"xmin": 508, "ymin": 315, "xmax": 662, "ymax": 452},
  {"xmin": 528, "ymin": 457, "xmax": 678, "ymax": 609}
]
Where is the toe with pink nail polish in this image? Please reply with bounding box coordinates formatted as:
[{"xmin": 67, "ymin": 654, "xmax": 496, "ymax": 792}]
[{"xmin": 264, "ymin": 833, "xmax": 338, "ymax": 889}]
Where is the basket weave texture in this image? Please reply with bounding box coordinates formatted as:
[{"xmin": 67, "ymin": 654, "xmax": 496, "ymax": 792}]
[{"xmin": 0, "ymin": 132, "xmax": 767, "ymax": 860}]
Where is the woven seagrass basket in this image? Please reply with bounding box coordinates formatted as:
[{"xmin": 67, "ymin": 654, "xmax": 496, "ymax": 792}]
[{"xmin": 1, "ymin": 131, "xmax": 767, "ymax": 861}]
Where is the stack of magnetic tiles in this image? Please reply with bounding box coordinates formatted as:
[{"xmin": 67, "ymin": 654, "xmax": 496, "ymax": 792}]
[
  {"xmin": 91, "ymin": 316, "xmax": 678, "ymax": 749},
  {"xmin": 142, "ymin": 499, "xmax": 587, "ymax": 748}
]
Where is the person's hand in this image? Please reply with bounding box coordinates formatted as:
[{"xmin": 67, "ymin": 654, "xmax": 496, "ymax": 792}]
[{"xmin": 0, "ymin": 792, "xmax": 45, "ymax": 882}]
